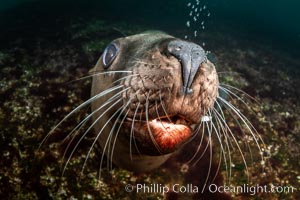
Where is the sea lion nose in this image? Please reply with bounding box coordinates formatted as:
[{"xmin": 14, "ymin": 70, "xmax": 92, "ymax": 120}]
[{"xmin": 167, "ymin": 40, "xmax": 207, "ymax": 95}]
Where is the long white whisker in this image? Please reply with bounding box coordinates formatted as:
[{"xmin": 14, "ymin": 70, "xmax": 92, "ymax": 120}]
[
  {"xmin": 99, "ymin": 97, "xmax": 133, "ymax": 180},
  {"xmin": 80, "ymin": 97, "xmax": 125, "ymax": 175},
  {"xmin": 111, "ymin": 74, "xmax": 139, "ymax": 85},
  {"xmin": 209, "ymin": 109, "xmax": 228, "ymax": 181},
  {"xmin": 220, "ymin": 83, "xmax": 259, "ymax": 104},
  {"xmin": 63, "ymin": 97, "xmax": 123, "ymax": 175},
  {"xmin": 218, "ymin": 96, "xmax": 265, "ymax": 162},
  {"xmin": 212, "ymin": 107, "xmax": 232, "ymax": 181},
  {"xmin": 216, "ymin": 95, "xmax": 254, "ymax": 166},
  {"xmin": 130, "ymin": 102, "xmax": 141, "ymax": 160},
  {"xmin": 213, "ymin": 100, "xmax": 250, "ymax": 180},
  {"xmin": 219, "ymin": 86, "xmax": 257, "ymax": 112},
  {"xmin": 109, "ymin": 107, "xmax": 131, "ymax": 172},
  {"xmin": 39, "ymin": 84, "xmax": 124, "ymax": 151},
  {"xmin": 186, "ymin": 122, "xmax": 205, "ymax": 164},
  {"xmin": 61, "ymin": 92, "xmax": 122, "ymax": 164},
  {"xmin": 191, "ymin": 124, "xmax": 210, "ymax": 166},
  {"xmin": 201, "ymin": 121, "xmax": 213, "ymax": 193},
  {"xmin": 69, "ymin": 70, "xmax": 133, "ymax": 83},
  {"xmin": 146, "ymin": 93, "xmax": 161, "ymax": 154},
  {"xmin": 159, "ymin": 91, "xmax": 172, "ymax": 123}
]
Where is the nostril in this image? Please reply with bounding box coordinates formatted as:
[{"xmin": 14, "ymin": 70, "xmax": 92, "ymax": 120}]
[
  {"xmin": 175, "ymin": 46, "xmax": 182, "ymax": 51},
  {"xmin": 167, "ymin": 39, "xmax": 207, "ymax": 95}
]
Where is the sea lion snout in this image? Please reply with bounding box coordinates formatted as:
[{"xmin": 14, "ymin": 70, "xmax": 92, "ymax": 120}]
[{"xmin": 167, "ymin": 40, "xmax": 207, "ymax": 95}]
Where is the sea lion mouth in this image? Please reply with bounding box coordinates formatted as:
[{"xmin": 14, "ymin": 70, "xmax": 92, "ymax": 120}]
[{"xmin": 120, "ymin": 114, "xmax": 196, "ymax": 155}]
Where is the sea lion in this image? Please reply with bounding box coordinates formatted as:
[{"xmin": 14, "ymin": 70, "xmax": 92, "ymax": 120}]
[
  {"xmin": 90, "ymin": 31, "xmax": 219, "ymax": 172},
  {"xmin": 43, "ymin": 31, "xmax": 265, "ymax": 199}
]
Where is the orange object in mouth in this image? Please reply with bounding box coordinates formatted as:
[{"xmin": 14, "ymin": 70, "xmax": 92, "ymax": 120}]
[
  {"xmin": 122, "ymin": 115, "xmax": 194, "ymax": 155},
  {"xmin": 147, "ymin": 119, "xmax": 192, "ymax": 152}
]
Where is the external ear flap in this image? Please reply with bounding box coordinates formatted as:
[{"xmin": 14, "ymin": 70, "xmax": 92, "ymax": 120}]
[{"xmin": 102, "ymin": 43, "xmax": 119, "ymax": 69}]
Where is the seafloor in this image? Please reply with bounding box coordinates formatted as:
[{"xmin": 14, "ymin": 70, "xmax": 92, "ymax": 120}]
[{"xmin": 0, "ymin": 4, "xmax": 299, "ymax": 200}]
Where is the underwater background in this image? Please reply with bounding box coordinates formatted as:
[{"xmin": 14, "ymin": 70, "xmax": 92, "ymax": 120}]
[{"xmin": 0, "ymin": 0, "xmax": 299, "ymax": 199}]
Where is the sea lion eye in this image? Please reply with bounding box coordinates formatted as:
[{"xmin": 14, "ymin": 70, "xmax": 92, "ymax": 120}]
[{"xmin": 102, "ymin": 43, "xmax": 119, "ymax": 69}]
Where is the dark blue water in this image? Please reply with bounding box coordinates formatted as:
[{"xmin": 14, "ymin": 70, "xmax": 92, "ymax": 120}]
[
  {"xmin": 1, "ymin": 0, "xmax": 299, "ymax": 54},
  {"xmin": 0, "ymin": 0, "xmax": 300, "ymax": 51}
]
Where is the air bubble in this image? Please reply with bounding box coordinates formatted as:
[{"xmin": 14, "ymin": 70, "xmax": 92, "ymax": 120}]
[
  {"xmin": 205, "ymin": 50, "xmax": 211, "ymax": 55},
  {"xmin": 186, "ymin": 21, "xmax": 190, "ymax": 27}
]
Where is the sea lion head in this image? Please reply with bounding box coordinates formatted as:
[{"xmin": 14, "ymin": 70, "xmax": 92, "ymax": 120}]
[{"xmin": 91, "ymin": 31, "xmax": 219, "ymax": 171}]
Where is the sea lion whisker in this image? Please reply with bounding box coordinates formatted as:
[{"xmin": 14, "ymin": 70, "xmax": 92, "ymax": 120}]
[
  {"xmin": 217, "ymin": 71, "xmax": 243, "ymax": 76},
  {"xmin": 159, "ymin": 91, "xmax": 172, "ymax": 123},
  {"xmin": 67, "ymin": 70, "xmax": 133, "ymax": 84},
  {"xmin": 209, "ymin": 110, "xmax": 229, "ymax": 179},
  {"xmin": 146, "ymin": 93, "xmax": 162, "ymax": 154},
  {"xmin": 80, "ymin": 97, "xmax": 127, "ymax": 175},
  {"xmin": 201, "ymin": 121, "xmax": 213, "ymax": 193},
  {"xmin": 99, "ymin": 98, "xmax": 133, "ymax": 180},
  {"xmin": 155, "ymin": 99, "xmax": 184, "ymax": 135},
  {"xmin": 219, "ymin": 86, "xmax": 257, "ymax": 112},
  {"xmin": 90, "ymin": 70, "xmax": 133, "ymax": 77},
  {"xmin": 191, "ymin": 124, "xmax": 211, "ymax": 167},
  {"xmin": 213, "ymin": 100, "xmax": 250, "ymax": 180},
  {"xmin": 109, "ymin": 96, "xmax": 138, "ymax": 169},
  {"xmin": 62, "ymin": 97, "xmax": 124, "ymax": 176},
  {"xmin": 61, "ymin": 87, "xmax": 129, "ymax": 152},
  {"xmin": 100, "ymin": 97, "xmax": 135, "ymax": 171},
  {"xmin": 61, "ymin": 93, "xmax": 122, "ymax": 164},
  {"xmin": 211, "ymin": 146, "xmax": 224, "ymax": 185},
  {"xmin": 155, "ymin": 100, "xmax": 169, "ymax": 133},
  {"xmin": 214, "ymin": 101, "xmax": 235, "ymax": 152},
  {"xmin": 189, "ymin": 122, "xmax": 204, "ymax": 142},
  {"xmin": 217, "ymin": 96, "xmax": 265, "ymax": 162},
  {"xmin": 109, "ymin": 107, "xmax": 132, "ymax": 173},
  {"xmin": 131, "ymin": 59, "xmax": 155, "ymax": 66},
  {"xmin": 216, "ymin": 96, "xmax": 255, "ymax": 165},
  {"xmin": 220, "ymin": 83, "xmax": 259, "ymax": 104},
  {"xmin": 211, "ymin": 109, "xmax": 232, "ymax": 181},
  {"xmin": 212, "ymin": 107, "xmax": 232, "ymax": 181},
  {"xmin": 38, "ymin": 84, "xmax": 124, "ymax": 151},
  {"xmin": 217, "ymin": 93, "xmax": 259, "ymax": 167},
  {"xmin": 138, "ymin": 108, "xmax": 144, "ymax": 126},
  {"xmin": 130, "ymin": 102, "xmax": 141, "ymax": 160},
  {"xmin": 111, "ymin": 74, "xmax": 140, "ymax": 85},
  {"xmin": 208, "ymin": 107, "xmax": 227, "ymax": 183},
  {"xmin": 186, "ymin": 122, "xmax": 205, "ymax": 165},
  {"xmin": 214, "ymin": 99, "xmax": 244, "ymax": 181}
]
